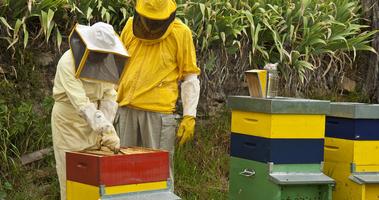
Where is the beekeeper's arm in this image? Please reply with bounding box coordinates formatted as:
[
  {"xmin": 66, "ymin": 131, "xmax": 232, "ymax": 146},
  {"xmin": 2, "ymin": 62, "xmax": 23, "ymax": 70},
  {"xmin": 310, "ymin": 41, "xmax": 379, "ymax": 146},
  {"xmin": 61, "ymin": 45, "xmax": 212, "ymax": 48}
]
[
  {"xmin": 99, "ymin": 87, "xmax": 118, "ymax": 123},
  {"xmin": 176, "ymin": 27, "xmax": 201, "ymax": 146},
  {"xmin": 56, "ymin": 55, "xmax": 119, "ymax": 151},
  {"xmin": 97, "ymin": 87, "xmax": 119, "ymax": 151}
]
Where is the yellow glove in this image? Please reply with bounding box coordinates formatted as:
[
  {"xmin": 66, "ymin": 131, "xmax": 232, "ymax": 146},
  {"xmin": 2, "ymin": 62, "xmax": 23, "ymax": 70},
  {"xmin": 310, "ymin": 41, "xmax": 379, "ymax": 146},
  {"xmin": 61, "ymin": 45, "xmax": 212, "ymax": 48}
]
[{"xmin": 177, "ymin": 116, "xmax": 195, "ymax": 146}]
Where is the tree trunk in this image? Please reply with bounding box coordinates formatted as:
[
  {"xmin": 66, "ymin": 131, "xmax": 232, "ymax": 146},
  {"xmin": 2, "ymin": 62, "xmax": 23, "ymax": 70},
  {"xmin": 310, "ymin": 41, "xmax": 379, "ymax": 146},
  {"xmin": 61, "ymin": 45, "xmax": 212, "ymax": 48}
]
[{"xmin": 362, "ymin": 0, "xmax": 379, "ymax": 102}]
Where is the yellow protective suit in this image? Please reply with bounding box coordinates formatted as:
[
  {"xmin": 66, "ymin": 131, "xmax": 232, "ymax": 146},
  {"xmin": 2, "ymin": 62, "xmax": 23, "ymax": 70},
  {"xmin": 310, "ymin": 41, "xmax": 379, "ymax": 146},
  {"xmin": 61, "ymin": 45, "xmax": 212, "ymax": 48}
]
[
  {"xmin": 117, "ymin": 17, "xmax": 200, "ymax": 113},
  {"xmin": 52, "ymin": 50, "xmax": 117, "ymax": 200}
]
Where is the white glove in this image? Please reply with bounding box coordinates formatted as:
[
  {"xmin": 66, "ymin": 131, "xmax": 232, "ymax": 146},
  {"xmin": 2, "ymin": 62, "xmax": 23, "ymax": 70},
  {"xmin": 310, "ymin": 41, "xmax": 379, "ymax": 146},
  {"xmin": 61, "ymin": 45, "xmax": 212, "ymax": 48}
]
[
  {"xmin": 80, "ymin": 103, "xmax": 120, "ymax": 153},
  {"xmin": 87, "ymin": 125, "xmax": 120, "ymax": 153},
  {"xmin": 99, "ymin": 100, "xmax": 118, "ymax": 123},
  {"xmin": 100, "ymin": 125, "xmax": 120, "ymax": 153},
  {"xmin": 181, "ymin": 74, "xmax": 200, "ymax": 117},
  {"xmin": 80, "ymin": 103, "xmax": 113, "ymax": 133}
]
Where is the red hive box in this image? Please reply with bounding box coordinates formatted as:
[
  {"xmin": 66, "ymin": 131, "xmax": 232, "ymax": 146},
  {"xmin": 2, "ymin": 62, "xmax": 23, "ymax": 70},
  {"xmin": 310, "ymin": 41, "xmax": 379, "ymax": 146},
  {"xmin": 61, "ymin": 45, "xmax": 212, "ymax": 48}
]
[{"xmin": 66, "ymin": 147, "xmax": 169, "ymax": 186}]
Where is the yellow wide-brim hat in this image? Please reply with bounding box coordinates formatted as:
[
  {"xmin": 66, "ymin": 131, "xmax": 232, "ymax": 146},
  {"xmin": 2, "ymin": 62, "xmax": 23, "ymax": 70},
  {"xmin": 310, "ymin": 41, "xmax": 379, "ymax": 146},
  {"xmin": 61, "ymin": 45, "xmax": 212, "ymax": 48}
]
[{"xmin": 135, "ymin": 0, "xmax": 177, "ymax": 20}]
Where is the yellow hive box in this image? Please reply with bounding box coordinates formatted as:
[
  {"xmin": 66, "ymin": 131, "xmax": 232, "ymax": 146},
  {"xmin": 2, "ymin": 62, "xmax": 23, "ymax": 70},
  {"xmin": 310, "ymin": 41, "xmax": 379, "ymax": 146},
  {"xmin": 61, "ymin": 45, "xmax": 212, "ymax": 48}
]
[
  {"xmin": 323, "ymin": 162, "xmax": 379, "ymax": 200},
  {"xmin": 324, "ymin": 137, "xmax": 379, "ymax": 171},
  {"xmin": 231, "ymin": 110, "xmax": 325, "ymax": 139},
  {"xmin": 67, "ymin": 180, "xmax": 168, "ymax": 200}
]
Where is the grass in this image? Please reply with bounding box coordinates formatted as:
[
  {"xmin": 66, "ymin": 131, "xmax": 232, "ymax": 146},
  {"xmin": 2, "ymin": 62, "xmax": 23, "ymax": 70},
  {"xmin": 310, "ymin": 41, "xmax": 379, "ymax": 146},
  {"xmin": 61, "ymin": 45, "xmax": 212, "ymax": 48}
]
[
  {"xmin": 1, "ymin": 110, "xmax": 231, "ymax": 200},
  {"xmin": 0, "ymin": 154, "xmax": 60, "ymax": 200},
  {"xmin": 175, "ymin": 111, "xmax": 230, "ymax": 199}
]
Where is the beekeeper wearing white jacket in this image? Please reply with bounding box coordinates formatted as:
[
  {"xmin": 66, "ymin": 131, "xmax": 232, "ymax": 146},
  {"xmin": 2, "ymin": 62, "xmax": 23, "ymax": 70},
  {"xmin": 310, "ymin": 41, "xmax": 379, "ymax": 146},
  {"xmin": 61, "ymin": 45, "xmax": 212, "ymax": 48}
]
[{"xmin": 51, "ymin": 22, "xmax": 129, "ymax": 200}]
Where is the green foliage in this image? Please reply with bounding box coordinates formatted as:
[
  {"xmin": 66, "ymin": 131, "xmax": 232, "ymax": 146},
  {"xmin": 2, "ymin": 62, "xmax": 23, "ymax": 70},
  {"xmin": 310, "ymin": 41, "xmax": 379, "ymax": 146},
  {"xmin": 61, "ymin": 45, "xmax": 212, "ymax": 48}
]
[
  {"xmin": 0, "ymin": 98, "xmax": 53, "ymax": 199},
  {"xmin": 0, "ymin": 98, "xmax": 53, "ymax": 174},
  {"xmin": 0, "ymin": 0, "xmax": 375, "ymax": 93},
  {"xmin": 0, "ymin": 154, "xmax": 60, "ymax": 200},
  {"xmin": 0, "ymin": 179, "xmax": 11, "ymax": 200},
  {"xmin": 72, "ymin": 0, "xmax": 134, "ymax": 30},
  {"xmin": 178, "ymin": 0, "xmax": 376, "ymax": 93},
  {"xmin": 0, "ymin": 50, "xmax": 53, "ymax": 198},
  {"xmin": 0, "ymin": 0, "xmax": 134, "ymax": 51}
]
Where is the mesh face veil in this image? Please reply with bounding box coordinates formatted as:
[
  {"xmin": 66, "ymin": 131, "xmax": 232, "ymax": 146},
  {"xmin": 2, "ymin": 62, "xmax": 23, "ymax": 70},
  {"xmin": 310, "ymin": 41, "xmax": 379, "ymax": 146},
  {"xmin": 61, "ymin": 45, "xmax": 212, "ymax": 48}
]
[
  {"xmin": 69, "ymin": 23, "xmax": 130, "ymax": 84},
  {"xmin": 132, "ymin": 11, "xmax": 176, "ymax": 40}
]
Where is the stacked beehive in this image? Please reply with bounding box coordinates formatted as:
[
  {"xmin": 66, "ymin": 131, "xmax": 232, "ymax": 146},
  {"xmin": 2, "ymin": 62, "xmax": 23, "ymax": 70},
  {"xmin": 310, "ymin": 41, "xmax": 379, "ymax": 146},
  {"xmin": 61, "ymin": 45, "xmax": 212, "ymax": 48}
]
[
  {"xmin": 324, "ymin": 102, "xmax": 379, "ymax": 200},
  {"xmin": 228, "ymin": 96, "xmax": 334, "ymax": 200},
  {"xmin": 66, "ymin": 147, "xmax": 180, "ymax": 200}
]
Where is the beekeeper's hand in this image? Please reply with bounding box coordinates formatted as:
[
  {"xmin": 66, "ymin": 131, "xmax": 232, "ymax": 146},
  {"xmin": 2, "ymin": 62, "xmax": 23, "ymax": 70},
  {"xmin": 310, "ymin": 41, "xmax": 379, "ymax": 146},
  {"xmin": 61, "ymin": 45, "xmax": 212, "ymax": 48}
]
[
  {"xmin": 100, "ymin": 125, "xmax": 120, "ymax": 153},
  {"xmin": 80, "ymin": 103, "xmax": 115, "ymax": 133},
  {"xmin": 80, "ymin": 103, "xmax": 120, "ymax": 153},
  {"xmin": 177, "ymin": 116, "xmax": 195, "ymax": 146}
]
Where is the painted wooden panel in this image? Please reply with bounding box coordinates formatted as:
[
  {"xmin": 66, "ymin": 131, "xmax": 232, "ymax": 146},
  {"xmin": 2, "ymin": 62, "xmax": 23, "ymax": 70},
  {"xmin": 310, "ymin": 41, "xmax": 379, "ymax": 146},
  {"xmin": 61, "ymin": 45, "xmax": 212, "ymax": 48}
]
[
  {"xmin": 104, "ymin": 181, "xmax": 167, "ymax": 195},
  {"xmin": 67, "ymin": 180, "xmax": 168, "ymax": 200},
  {"xmin": 231, "ymin": 133, "xmax": 324, "ymax": 164},
  {"xmin": 325, "ymin": 117, "xmax": 379, "ymax": 140},
  {"xmin": 67, "ymin": 180, "xmax": 99, "ymax": 200},
  {"xmin": 323, "ymin": 162, "xmax": 379, "ymax": 200},
  {"xmin": 324, "ymin": 137, "xmax": 379, "ymax": 166},
  {"xmin": 231, "ymin": 110, "xmax": 325, "ymax": 139},
  {"xmin": 229, "ymin": 157, "xmax": 332, "ymax": 200},
  {"xmin": 355, "ymin": 165, "xmax": 379, "ymax": 173}
]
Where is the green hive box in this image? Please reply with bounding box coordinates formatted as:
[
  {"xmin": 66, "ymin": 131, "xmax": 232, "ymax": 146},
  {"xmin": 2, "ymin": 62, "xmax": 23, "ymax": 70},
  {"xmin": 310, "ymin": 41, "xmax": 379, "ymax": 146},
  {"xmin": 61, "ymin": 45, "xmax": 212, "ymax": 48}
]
[{"xmin": 229, "ymin": 157, "xmax": 334, "ymax": 200}]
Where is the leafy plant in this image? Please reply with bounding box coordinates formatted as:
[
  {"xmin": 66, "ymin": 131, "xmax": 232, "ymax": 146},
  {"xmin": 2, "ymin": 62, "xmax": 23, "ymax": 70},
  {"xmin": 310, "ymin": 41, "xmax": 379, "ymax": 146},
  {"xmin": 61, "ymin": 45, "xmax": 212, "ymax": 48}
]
[
  {"xmin": 1, "ymin": 0, "xmax": 375, "ymax": 97},
  {"xmin": 0, "ymin": 98, "xmax": 53, "ymax": 177},
  {"xmin": 174, "ymin": 0, "xmax": 377, "ymax": 99},
  {"xmin": 0, "ymin": 0, "xmax": 134, "ymax": 53},
  {"xmin": 0, "ymin": 51, "xmax": 53, "ymax": 190}
]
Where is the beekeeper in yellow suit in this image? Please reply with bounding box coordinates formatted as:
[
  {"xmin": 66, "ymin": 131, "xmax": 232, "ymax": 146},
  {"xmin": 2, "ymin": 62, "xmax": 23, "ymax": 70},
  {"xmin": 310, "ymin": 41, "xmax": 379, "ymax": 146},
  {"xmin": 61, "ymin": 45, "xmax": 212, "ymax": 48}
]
[
  {"xmin": 116, "ymin": 0, "xmax": 200, "ymax": 189},
  {"xmin": 52, "ymin": 22, "xmax": 129, "ymax": 200}
]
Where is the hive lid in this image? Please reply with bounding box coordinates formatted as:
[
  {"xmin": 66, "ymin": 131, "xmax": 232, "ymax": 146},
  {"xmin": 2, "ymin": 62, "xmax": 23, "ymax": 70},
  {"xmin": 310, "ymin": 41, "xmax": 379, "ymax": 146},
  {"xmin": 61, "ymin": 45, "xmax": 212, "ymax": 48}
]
[
  {"xmin": 269, "ymin": 172, "xmax": 335, "ymax": 185},
  {"xmin": 228, "ymin": 96, "xmax": 330, "ymax": 114},
  {"xmin": 329, "ymin": 102, "xmax": 379, "ymax": 119}
]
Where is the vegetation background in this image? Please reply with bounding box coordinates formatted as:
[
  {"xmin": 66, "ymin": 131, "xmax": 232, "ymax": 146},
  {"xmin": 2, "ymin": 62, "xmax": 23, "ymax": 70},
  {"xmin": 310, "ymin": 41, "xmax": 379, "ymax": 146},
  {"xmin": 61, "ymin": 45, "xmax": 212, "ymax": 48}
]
[{"xmin": 0, "ymin": 0, "xmax": 378, "ymax": 199}]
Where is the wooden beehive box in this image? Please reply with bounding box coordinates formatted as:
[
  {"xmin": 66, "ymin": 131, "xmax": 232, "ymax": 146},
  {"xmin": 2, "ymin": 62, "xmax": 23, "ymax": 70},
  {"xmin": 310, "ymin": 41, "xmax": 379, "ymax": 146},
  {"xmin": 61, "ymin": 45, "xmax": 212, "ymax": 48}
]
[{"xmin": 66, "ymin": 147, "xmax": 169, "ymax": 187}]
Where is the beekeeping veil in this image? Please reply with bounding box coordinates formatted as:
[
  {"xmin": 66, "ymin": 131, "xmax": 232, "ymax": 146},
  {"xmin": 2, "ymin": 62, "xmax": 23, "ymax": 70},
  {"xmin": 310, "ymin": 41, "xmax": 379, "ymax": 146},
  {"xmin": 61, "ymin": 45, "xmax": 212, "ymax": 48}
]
[
  {"xmin": 69, "ymin": 22, "xmax": 129, "ymax": 84},
  {"xmin": 133, "ymin": 0, "xmax": 177, "ymax": 40}
]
